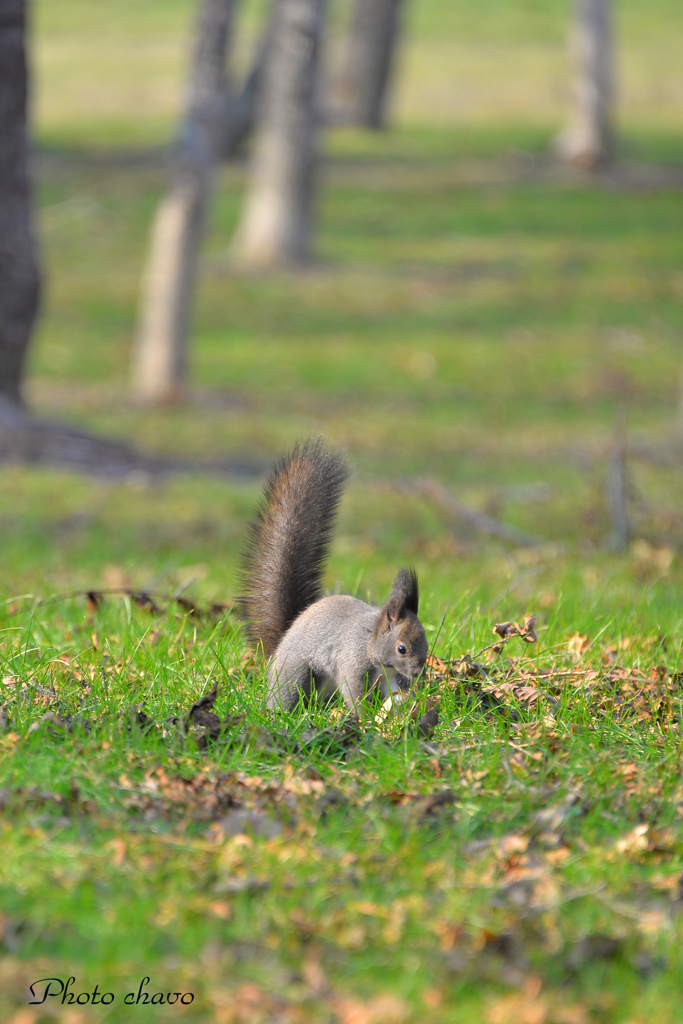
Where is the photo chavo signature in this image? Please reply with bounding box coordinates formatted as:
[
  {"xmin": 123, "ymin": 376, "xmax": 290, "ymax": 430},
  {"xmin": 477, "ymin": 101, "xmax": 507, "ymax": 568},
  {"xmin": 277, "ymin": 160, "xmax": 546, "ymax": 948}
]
[{"xmin": 29, "ymin": 976, "xmax": 195, "ymax": 1006}]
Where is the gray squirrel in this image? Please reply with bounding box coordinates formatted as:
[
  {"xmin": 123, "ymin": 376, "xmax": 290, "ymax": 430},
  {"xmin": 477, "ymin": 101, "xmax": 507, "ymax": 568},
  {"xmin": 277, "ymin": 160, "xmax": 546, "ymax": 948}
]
[{"xmin": 239, "ymin": 437, "xmax": 428, "ymax": 711}]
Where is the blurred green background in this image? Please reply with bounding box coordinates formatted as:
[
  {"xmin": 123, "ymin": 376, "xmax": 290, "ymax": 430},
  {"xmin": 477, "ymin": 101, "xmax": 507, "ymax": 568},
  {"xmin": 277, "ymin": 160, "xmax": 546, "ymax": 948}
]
[{"xmin": 4, "ymin": 0, "xmax": 683, "ymax": 623}]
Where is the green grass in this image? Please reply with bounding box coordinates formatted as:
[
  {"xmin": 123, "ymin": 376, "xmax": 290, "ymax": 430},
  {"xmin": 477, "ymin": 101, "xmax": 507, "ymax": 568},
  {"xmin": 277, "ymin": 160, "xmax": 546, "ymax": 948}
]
[
  {"xmin": 3, "ymin": 594, "xmax": 683, "ymax": 1022},
  {"xmin": 2, "ymin": 0, "xmax": 683, "ymax": 1020}
]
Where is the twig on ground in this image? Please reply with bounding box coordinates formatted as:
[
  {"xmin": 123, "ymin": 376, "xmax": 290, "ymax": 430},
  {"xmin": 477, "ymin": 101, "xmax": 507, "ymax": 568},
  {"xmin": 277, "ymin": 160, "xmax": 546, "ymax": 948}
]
[
  {"xmin": 607, "ymin": 411, "xmax": 630, "ymax": 552},
  {"xmin": 414, "ymin": 476, "xmax": 540, "ymax": 547},
  {"xmin": 470, "ymin": 617, "xmax": 538, "ymax": 661},
  {"xmin": 5, "ymin": 587, "xmax": 233, "ymax": 619}
]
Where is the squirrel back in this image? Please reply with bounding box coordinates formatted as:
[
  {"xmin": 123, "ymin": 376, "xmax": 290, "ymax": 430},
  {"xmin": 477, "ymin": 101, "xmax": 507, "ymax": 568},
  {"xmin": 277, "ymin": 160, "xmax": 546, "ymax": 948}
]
[{"xmin": 239, "ymin": 437, "xmax": 350, "ymax": 659}]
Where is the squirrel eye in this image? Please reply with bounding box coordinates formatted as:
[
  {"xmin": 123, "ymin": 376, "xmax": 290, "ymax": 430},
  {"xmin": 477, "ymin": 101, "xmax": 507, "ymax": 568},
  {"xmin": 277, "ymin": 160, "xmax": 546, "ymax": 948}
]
[{"xmin": 397, "ymin": 644, "xmax": 407, "ymax": 655}]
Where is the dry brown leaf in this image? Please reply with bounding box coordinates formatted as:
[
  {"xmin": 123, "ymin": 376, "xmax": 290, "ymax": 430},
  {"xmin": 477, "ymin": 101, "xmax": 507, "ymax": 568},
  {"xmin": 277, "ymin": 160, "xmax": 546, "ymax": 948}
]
[
  {"xmin": 8, "ymin": 1010, "xmax": 38, "ymax": 1024},
  {"xmin": 545, "ymin": 847, "xmax": 571, "ymax": 865},
  {"xmin": 212, "ymin": 983, "xmax": 280, "ymax": 1024},
  {"xmin": 302, "ymin": 949, "xmax": 328, "ymax": 995},
  {"xmin": 434, "ymin": 919, "xmax": 465, "ymax": 950},
  {"xmin": 486, "ymin": 977, "xmax": 587, "ymax": 1024},
  {"xmin": 422, "ymin": 988, "xmax": 443, "ymax": 1009},
  {"xmin": 349, "ymin": 900, "xmax": 390, "ymax": 919},
  {"xmin": 485, "ymin": 976, "xmax": 547, "ymax": 1024},
  {"xmin": 615, "ymin": 823, "xmax": 650, "ymax": 856},
  {"xmin": 108, "ymin": 838, "xmax": 126, "ymax": 866},
  {"xmin": 208, "ymin": 900, "xmax": 231, "ymax": 920},
  {"xmin": 567, "ymin": 634, "xmax": 590, "ymax": 660},
  {"xmin": 522, "ymin": 615, "xmax": 539, "ymax": 643},
  {"xmin": 494, "ymin": 621, "xmax": 519, "ymax": 639},
  {"xmin": 650, "ymin": 872, "xmax": 683, "ymax": 893},
  {"xmin": 497, "ymin": 834, "xmax": 530, "ymax": 858},
  {"xmin": 631, "ymin": 539, "xmax": 674, "ymax": 579},
  {"xmin": 636, "ymin": 909, "xmax": 670, "ymax": 935},
  {"xmin": 334, "ymin": 994, "xmax": 407, "ymax": 1024},
  {"xmin": 493, "ymin": 616, "xmax": 538, "ymax": 644},
  {"xmin": 281, "ymin": 767, "xmax": 325, "ymax": 796}
]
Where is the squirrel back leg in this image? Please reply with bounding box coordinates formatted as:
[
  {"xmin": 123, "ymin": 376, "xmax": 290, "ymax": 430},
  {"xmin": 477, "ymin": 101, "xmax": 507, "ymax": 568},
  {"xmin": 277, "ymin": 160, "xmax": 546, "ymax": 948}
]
[{"xmin": 266, "ymin": 661, "xmax": 323, "ymax": 711}]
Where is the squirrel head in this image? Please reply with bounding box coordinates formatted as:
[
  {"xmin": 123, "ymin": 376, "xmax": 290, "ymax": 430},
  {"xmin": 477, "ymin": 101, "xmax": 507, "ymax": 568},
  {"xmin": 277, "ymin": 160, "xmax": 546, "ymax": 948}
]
[{"xmin": 372, "ymin": 568, "xmax": 428, "ymax": 684}]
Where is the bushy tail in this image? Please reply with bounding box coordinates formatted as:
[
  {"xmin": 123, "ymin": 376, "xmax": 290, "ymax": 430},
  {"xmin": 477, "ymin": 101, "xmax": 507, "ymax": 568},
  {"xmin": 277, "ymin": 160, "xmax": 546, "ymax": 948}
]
[{"xmin": 239, "ymin": 437, "xmax": 350, "ymax": 659}]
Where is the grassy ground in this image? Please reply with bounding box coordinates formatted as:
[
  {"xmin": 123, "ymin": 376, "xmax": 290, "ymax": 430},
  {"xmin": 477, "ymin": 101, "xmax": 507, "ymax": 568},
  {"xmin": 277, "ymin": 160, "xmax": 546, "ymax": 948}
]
[
  {"xmin": 32, "ymin": 0, "xmax": 683, "ymax": 143},
  {"xmin": 2, "ymin": 1, "xmax": 683, "ymax": 1021}
]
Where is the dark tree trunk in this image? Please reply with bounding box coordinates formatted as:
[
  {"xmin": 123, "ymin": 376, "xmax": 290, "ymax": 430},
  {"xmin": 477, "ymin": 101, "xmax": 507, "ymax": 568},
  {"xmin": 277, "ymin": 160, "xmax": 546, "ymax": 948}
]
[
  {"xmin": 215, "ymin": 16, "xmax": 275, "ymax": 161},
  {"xmin": 557, "ymin": 0, "xmax": 613, "ymax": 169},
  {"xmin": 131, "ymin": 0, "xmax": 235, "ymax": 404},
  {"xmin": 335, "ymin": 0, "xmax": 404, "ymax": 129},
  {"xmin": 232, "ymin": 0, "xmax": 326, "ymax": 268},
  {"xmin": 0, "ymin": 0, "xmax": 40, "ymax": 407}
]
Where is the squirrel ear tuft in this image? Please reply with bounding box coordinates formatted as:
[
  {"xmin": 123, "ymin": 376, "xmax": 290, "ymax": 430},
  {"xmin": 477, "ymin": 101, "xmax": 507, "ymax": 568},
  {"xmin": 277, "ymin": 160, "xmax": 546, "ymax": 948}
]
[{"xmin": 383, "ymin": 567, "xmax": 419, "ymax": 624}]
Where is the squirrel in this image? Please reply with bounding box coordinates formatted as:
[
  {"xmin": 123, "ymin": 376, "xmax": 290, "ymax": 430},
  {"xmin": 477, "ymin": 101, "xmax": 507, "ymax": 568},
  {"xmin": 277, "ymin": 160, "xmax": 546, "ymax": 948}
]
[{"xmin": 239, "ymin": 437, "xmax": 429, "ymax": 711}]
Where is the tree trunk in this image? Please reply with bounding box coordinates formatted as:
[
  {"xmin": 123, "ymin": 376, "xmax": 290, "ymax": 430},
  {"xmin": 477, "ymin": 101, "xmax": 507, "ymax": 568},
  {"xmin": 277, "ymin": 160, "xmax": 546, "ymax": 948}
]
[
  {"xmin": 131, "ymin": 0, "xmax": 235, "ymax": 404},
  {"xmin": 607, "ymin": 412, "xmax": 629, "ymax": 551},
  {"xmin": 231, "ymin": 0, "xmax": 326, "ymax": 268},
  {"xmin": 0, "ymin": 0, "xmax": 40, "ymax": 407},
  {"xmin": 215, "ymin": 15, "xmax": 275, "ymax": 161},
  {"xmin": 335, "ymin": 0, "xmax": 404, "ymax": 129},
  {"xmin": 557, "ymin": 0, "xmax": 613, "ymax": 169}
]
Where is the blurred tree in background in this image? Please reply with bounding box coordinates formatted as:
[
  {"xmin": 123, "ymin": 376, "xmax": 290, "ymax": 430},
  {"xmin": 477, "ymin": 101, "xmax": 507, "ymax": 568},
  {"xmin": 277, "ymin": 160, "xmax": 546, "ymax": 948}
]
[
  {"xmin": 131, "ymin": 0, "xmax": 236, "ymax": 404},
  {"xmin": 1, "ymin": 0, "xmax": 676, "ymax": 414},
  {"xmin": 557, "ymin": 0, "xmax": 613, "ymax": 168},
  {"xmin": 0, "ymin": 0, "xmax": 40, "ymax": 410},
  {"xmin": 334, "ymin": 0, "xmax": 405, "ymax": 128},
  {"xmin": 231, "ymin": 0, "xmax": 327, "ymax": 268}
]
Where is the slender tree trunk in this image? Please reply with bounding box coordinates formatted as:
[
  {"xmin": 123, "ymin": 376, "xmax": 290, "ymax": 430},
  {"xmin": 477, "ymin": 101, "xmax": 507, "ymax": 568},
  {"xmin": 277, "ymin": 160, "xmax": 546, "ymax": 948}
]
[
  {"xmin": 131, "ymin": 0, "xmax": 235, "ymax": 404},
  {"xmin": 676, "ymin": 356, "xmax": 683, "ymax": 440},
  {"xmin": 335, "ymin": 0, "xmax": 404, "ymax": 129},
  {"xmin": 231, "ymin": 0, "xmax": 326, "ymax": 268},
  {"xmin": 607, "ymin": 412, "xmax": 629, "ymax": 551},
  {"xmin": 0, "ymin": 0, "xmax": 40, "ymax": 408},
  {"xmin": 557, "ymin": 0, "xmax": 613, "ymax": 169},
  {"xmin": 215, "ymin": 15, "xmax": 275, "ymax": 161}
]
